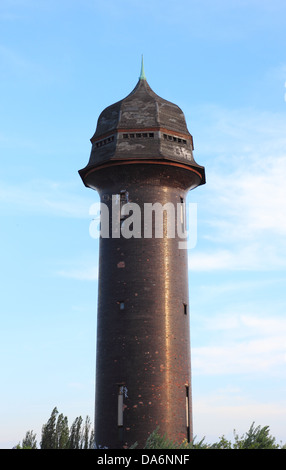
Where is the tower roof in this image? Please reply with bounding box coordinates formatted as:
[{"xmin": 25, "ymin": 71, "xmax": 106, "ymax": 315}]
[
  {"xmin": 80, "ymin": 62, "xmax": 205, "ymax": 185},
  {"xmin": 93, "ymin": 71, "xmax": 190, "ymax": 138}
]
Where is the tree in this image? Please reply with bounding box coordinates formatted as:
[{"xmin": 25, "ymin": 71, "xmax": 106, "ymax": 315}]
[
  {"xmin": 16, "ymin": 407, "xmax": 95, "ymax": 449},
  {"xmin": 68, "ymin": 416, "xmax": 83, "ymax": 449},
  {"xmin": 130, "ymin": 427, "xmax": 208, "ymax": 449},
  {"xmin": 82, "ymin": 416, "xmax": 94, "ymax": 449},
  {"xmin": 133, "ymin": 423, "xmax": 282, "ymax": 449},
  {"xmin": 15, "ymin": 409, "xmax": 284, "ymax": 449},
  {"xmin": 14, "ymin": 430, "xmax": 38, "ymax": 449},
  {"xmin": 40, "ymin": 406, "xmax": 58, "ymax": 449},
  {"xmin": 201, "ymin": 422, "xmax": 279, "ymax": 449},
  {"xmin": 22, "ymin": 430, "xmax": 37, "ymax": 449},
  {"xmin": 232, "ymin": 422, "xmax": 279, "ymax": 449},
  {"xmin": 55, "ymin": 413, "xmax": 69, "ymax": 449}
]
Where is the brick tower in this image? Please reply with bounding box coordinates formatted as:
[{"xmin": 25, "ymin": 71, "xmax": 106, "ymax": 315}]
[{"xmin": 79, "ymin": 60, "xmax": 205, "ymax": 449}]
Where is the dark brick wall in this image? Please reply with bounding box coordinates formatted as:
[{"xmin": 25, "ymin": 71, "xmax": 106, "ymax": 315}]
[{"xmin": 85, "ymin": 163, "xmax": 198, "ymax": 449}]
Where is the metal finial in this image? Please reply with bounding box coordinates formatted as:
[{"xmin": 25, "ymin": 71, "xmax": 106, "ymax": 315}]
[{"xmin": 139, "ymin": 55, "xmax": 146, "ymax": 81}]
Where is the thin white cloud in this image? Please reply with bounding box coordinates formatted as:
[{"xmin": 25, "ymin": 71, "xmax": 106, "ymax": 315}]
[
  {"xmin": 192, "ymin": 105, "xmax": 286, "ymax": 160},
  {"xmin": 189, "ymin": 244, "xmax": 286, "ymax": 272},
  {"xmin": 56, "ymin": 254, "xmax": 99, "ymax": 281},
  {"xmin": 193, "ymin": 395, "xmax": 286, "ymax": 444},
  {"xmin": 0, "ymin": 42, "xmax": 54, "ymax": 85},
  {"xmin": 188, "ymin": 105, "xmax": 286, "ymax": 271},
  {"xmin": 206, "ymin": 155, "xmax": 286, "ymax": 240},
  {"xmin": 193, "ymin": 339, "xmax": 285, "ymax": 376},
  {"xmin": 193, "ymin": 277, "xmax": 285, "ymax": 299},
  {"xmin": 0, "ymin": 179, "xmax": 97, "ymax": 218},
  {"xmin": 192, "ymin": 313, "xmax": 286, "ymax": 376},
  {"xmin": 57, "ymin": 266, "xmax": 98, "ymax": 281},
  {"xmin": 189, "ymin": 248, "xmax": 255, "ymax": 271}
]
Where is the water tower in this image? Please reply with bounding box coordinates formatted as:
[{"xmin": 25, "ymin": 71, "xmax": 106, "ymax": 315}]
[{"xmin": 79, "ymin": 60, "xmax": 205, "ymax": 449}]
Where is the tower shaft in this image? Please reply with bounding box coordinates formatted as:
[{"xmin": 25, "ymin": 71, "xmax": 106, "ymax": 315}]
[{"xmin": 85, "ymin": 162, "xmax": 198, "ymax": 448}]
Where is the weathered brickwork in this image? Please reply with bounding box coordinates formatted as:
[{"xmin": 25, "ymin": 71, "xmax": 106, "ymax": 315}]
[{"xmin": 79, "ymin": 73, "xmax": 205, "ymax": 449}]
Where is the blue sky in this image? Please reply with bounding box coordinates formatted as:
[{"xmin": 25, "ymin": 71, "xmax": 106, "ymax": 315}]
[{"xmin": 0, "ymin": 0, "xmax": 286, "ymax": 448}]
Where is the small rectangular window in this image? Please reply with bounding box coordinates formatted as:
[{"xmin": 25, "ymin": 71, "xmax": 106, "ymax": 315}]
[
  {"xmin": 183, "ymin": 303, "xmax": 188, "ymax": 315},
  {"xmin": 119, "ymin": 301, "xmax": 125, "ymax": 310},
  {"xmin": 149, "ymin": 133, "xmax": 154, "ymax": 138},
  {"xmin": 123, "ymin": 134, "xmax": 128, "ymax": 139}
]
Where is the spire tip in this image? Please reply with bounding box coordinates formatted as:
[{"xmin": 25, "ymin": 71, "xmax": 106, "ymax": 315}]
[{"xmin": 139, "ymin": 55, "xmax": 146, "ymax": 81}]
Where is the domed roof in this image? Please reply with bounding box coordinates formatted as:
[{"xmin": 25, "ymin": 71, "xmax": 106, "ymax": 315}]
[
  {"xmin": 93, "ymin": 74, "xmax": 190, "ymax": 139},
  {"xmin": 80, "ymin": 60, "xmax": 205, "ymax": 185}
]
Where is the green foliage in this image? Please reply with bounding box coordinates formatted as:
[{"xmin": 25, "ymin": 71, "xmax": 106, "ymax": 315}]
[
  {"xmin": 209, "ymin": 422, "xmax": 279, "ymax": 449},
  {"xmin": 40, "ymin": 406, "xmax": 58, "ymax": 449},
  {"xmin": 232, "ymin": 422, "xmax": 279, "ymax": 449},
  {"xmin": 16, "ymin": 410, "xmax": 284, "ymax": 450},
  {"xmin": 81, "ymin": 416, "xmax": 94, "ymax": 449},
  {"xmin": 68, "ymin": 416, "xmax": 82, "ymax": 449},
  {"xmin": 141, "ymin": 428, "xmax": 208, "ymax": 449},
  {"xmin": 144, "ymin": 428, "xmax": 181, "ymax": 449},
  {"xmin": 28, "ymin": 407, "xmax": 95, "ymax": 449},
  {"xmin": 15, "ymin": 430, "xmax": 38, "ymax": 449},
  {"xmin": 55, "ymin": 413, "xmax": 69, "ymax": 449},
  {"xmin": 209, "ymin": 435, "xmax": 232, "ymax": 449},
  {"xmin": 141, "ymin": 422, "xmax": 282, "ymax": 450}
]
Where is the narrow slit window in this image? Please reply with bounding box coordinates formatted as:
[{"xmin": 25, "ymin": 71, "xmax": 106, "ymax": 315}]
[
  {"xmin": 118, "ymin": 386, "xmax": 124, "ymax": 427},
  {"xmin": 120, "ymin": 190, "xmax": 129, "ymax": 203},
  {"xmin": 185, "ymin": 385, "xmax": 190, "ymax": 443},
  {"xmin": 120, "ymin": 190, "xmax": 129, "ymax": 220},
  {"xmin": 180, "ymin": 197, "xmax": 185, "ymax": 227},
  {"xmin": 183, "ymin": 303, "xmax": 188, "ymax": 315},
  {"xmin": 119, "ymin": 301, "xmax": 125, "ymax": 311}
]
